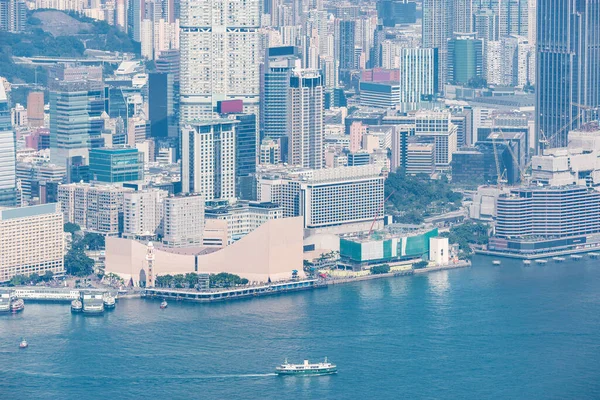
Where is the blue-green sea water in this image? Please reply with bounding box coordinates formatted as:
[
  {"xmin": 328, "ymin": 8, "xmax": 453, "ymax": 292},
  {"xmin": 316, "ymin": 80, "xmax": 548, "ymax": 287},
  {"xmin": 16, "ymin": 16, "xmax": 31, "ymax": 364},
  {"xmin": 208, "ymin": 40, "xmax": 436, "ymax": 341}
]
[{"xmin": 2, "ymin": 256, "xmax": 600, "ymax": 399}]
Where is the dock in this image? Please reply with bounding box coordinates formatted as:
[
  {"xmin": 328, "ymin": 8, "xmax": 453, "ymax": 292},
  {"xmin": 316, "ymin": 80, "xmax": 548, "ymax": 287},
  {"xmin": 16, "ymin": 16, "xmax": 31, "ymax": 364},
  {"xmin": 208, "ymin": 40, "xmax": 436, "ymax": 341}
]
[
  {"xmin": 11, "ymin": 287, "xmax": 112, "ymax": 302},
  {"xmin": 142, "ymin": 279, "xmax": 326, "ymax": 303}
]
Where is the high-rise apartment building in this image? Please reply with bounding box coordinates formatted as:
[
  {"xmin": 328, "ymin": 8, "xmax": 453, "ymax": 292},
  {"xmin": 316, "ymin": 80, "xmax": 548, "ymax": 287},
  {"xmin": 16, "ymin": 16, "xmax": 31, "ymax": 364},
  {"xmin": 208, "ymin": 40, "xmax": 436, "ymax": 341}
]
[
  {"xmin": 536, "ymin": 0, "xmax": 600, "ymax": 150},
  {"xmin": 181, "ymin": 119, "xmax": 237, "ymax": 201},
  {"xmin": 0, "ymin": 83, "xmax": 16, "ymax": 207},
  {"xmin": 336, "ymin": 19, "xmax": 356, "ymax": 73},
  {"xmin": 288, "ymin": 70, "xmax": 324, "ymax": 169},
  {"xmin": 422, "ymin": 0, "xmax": 453, "ymax": 89},
  {"xmin": 0, "ymin": 0, "xmax": 26, "ymax": 32},
  {"xmin": 0, "ymin": 203, "xmax": 65, "ymax": 283},
  {"xmin": 123, "ymin": 188, "xmax": 168, "ymax": 238},
  {"xmin": 179, "ymin": 0, "xmax": 260, "ymax": 122}
]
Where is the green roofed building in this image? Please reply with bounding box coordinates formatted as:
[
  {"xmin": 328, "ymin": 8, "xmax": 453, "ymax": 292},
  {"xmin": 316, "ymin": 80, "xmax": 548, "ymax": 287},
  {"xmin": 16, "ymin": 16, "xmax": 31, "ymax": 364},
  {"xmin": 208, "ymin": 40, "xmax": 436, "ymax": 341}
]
[
  {"xmin": 89, "ymin": 147, "xmax": 144, "ymax": 183},
  {"xmin": 339, "ymin": 228, "xmax": 439, "ymax": 269}
]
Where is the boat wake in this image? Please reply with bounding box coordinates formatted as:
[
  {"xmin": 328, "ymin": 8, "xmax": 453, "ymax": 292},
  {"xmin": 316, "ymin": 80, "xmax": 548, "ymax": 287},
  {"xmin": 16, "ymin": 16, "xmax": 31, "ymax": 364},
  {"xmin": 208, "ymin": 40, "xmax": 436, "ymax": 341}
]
[{"xmin": 13, "ymin": 370, "xmax": 278, "ymax": 380}]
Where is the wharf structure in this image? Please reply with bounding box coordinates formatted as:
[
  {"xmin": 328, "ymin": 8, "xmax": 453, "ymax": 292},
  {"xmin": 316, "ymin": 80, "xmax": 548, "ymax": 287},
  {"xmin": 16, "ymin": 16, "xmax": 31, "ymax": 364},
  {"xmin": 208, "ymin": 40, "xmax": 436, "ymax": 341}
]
[{"xmin": 485, "ymin": 185, "xmax": 600, "ymax": 256}]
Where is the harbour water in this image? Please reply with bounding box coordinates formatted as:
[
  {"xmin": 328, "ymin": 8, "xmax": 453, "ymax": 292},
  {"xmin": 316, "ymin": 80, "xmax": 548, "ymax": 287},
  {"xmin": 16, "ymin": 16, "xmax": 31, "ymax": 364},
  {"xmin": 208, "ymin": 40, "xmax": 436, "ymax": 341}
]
[{"xmin": 2, "ymin": 255, "xmax": 600, "ymax": 399}]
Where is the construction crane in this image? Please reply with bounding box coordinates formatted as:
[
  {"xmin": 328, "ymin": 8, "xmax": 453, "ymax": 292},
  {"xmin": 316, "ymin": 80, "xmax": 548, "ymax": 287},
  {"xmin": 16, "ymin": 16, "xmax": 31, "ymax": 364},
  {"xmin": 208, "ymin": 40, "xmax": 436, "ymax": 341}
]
[
  {"xmin": 368, "ymin": 190, "xmax": 395, "ymax": 236},
  {"xmin": 539, "ymin": 103, "xmax": 599, "ymax": 152}
]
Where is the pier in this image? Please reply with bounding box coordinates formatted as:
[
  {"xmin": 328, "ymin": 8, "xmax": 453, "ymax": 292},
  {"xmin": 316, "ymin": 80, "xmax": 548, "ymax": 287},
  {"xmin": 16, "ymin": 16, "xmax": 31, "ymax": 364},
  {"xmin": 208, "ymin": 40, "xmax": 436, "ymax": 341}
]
[
  {"xmin": 11, "ymin": 287, "xmax": 110, "ymax": 302},
  {"xmin": 142, "ymin": 279, "xmax": 326, "ymax": 303}
]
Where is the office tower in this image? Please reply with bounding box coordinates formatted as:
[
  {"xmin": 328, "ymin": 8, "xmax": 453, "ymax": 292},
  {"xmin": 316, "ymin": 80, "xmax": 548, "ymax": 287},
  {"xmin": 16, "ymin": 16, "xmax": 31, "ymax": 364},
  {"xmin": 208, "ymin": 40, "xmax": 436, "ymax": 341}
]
[
  {"xmin": 536, "ymin": 0, "xmax": 600, "ymax": 149},
  {"xmin": 288, "ymin": 70, "xmax": 324, "ymax": 169},
  {"xmin": 179, "ymin": 0, "xmax": 260, "ymax": 123},
  {"xmin": 0, "ymin": 84, "xmax": 16, "ymax": 206},
  {"xmin": 148, "ymin": 72, "xmax": 175, "ymax": 140},
  {"xmin": 422, "ymin": 0, "xmax": 453, "ymax": 89},
  {"xmin": 398, "ymin": 48, "xmax": 438, "ymax": 111},
  {"xmin": 27, "ymin": 92, "xmax": 45, "ymax": 128},
  {"xmin": 181, "ymin": 119, "xmax": 237, "ymax": 201},
  {"xmin": 262, "ymin": 46, "xmax": 300, "ymax": 159},
  {"xmin": 0, "ymin": 0, "xmax": 26, "ymax": 32},
  {"xmin": 217, "ymin": 100, "xmax": 257, "ymax": 200},
  {"xmin": 377, "ymin": 0, "xmax": 417, "ymax": 27},
  {"xmin": 336, "ymin": 19, "xmax": 356, "ymax": 75},
  {"xmin": 49, "ymin": 80, "xmax": 105, "ymax": 183},
  {"xmin": 88, "ymin": 147, "xmax": 144, "ymax": 183},
  {"xmin": 371, "ymin": 24, "xmax": 385, "ymax": 68},
  {"xmin": 128, "ymin": 0, "xmax": 144, "ymax": 41},
  {"xmin": 448, "ymin": 34, "xmax": 483, "ymax": 85},
  {"xmin": 0, "ymin": 203, "xmax": 65, "ymax": 283}
]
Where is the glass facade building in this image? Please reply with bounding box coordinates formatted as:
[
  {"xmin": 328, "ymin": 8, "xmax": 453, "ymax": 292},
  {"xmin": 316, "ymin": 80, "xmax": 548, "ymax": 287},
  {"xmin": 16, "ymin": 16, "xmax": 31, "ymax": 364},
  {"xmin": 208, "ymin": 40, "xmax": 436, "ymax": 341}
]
[
  {"xmin": 0, "ymin": 84, "xmax": 16, "ymax": 206},
  {"xmin": 89, "ymin": 148, "xmax": 144, "ymax": 183},
  {"xmin": 536, "ymin": 0, "xmax": 600, "ymax": 149}
]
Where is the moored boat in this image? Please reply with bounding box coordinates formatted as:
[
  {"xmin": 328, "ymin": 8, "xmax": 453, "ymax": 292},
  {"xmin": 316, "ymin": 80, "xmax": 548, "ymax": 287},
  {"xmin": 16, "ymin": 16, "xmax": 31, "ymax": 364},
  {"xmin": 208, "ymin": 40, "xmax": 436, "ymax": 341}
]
[
  {"xmin": 103, "ymin": 294, "xmax": 116, "ymax": 310},
  {"xmin": 71, "ymin": 299, "xmax": 83, "ymax": 313},
  {"xmin": 276, "ymin": 358, "xmax": 337, "ymax": 376},
  {"xmin": 0, "ymin": 290, "xmax": 10, "ymax": 312},
  {"xmin": 10, "ymin": 298, "xmax": 24, "ymax": 313},
  {"xmin": 82, "ymin": 292, "xmax": 104, "ymax": 315},
  {"xmin": 160, "ymin": 300, "xmax": 168, "ymax": 309}
]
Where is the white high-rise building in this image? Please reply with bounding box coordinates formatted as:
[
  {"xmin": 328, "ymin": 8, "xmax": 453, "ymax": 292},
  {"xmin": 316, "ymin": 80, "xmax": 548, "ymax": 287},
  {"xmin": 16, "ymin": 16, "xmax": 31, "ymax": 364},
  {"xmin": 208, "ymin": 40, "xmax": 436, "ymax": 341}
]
[
  {"xmin": 288, "ymin": 69, "xmax": 324, "ymax": 169},
  {"xmin": 123, "ymin": 189, "xmax": 168, "ymax": 238},
  {"xmin": 181, "ymin": 119, "xmax": 237, "ymax": 201},
  {"xmin": 162, "ymin": 194, "xmax": 205, "ymax": 248},
  {"xmin": 179, "ymin": 0, "xmax": 260, "ymax": 123},
  {"xmin": 399, "ymin": 48, "xmax": 438, "ymax": 112}
]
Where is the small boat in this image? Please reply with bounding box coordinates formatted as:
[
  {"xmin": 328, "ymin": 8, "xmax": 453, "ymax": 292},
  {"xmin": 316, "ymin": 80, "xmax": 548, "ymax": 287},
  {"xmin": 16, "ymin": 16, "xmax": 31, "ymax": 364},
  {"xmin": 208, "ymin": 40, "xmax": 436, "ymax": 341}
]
[
  {"xmin": 523, "ymin": 260, "xmax": 531, "ymax": 266},
  {"xmin": 10, "ymin": 298, "xmax": 24, "ymax": 313},
  {"xmin": 492, "ymin": 260, "xmax": 501, "ymax": 266},
  {"xmin": 276, "ymin": 358, "xmax": 337, "ymax": 376},
  {"xmin": 553, "ymin": 257, "xmax": 566, "ymax": 263},
  {"xmin": 571, "ymin": 255, "xmax": 583, "ymax": 261},
  {"xmin": 103, "ymin": 294, "xmax": 116, "ymax": 310},
  {"xmin": 19, "ymin": 339, "xmax": 28, "ymax": 349},
  {"xmin": 71, "ymin": 299, "xmax": 83, "ymax": 313},
  {"xmin": 535, "ymin": 259, "xmax": 548, "ymax": 265},
  {"xmin": 160, "ymin": 300, "xmax": 168, "ymax": 309}
]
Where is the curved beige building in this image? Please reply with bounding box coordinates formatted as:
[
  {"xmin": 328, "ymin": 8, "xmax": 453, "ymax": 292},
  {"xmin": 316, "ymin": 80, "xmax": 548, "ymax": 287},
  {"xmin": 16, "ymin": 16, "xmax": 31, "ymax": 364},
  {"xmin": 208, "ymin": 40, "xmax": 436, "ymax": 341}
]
[{"xmin": 105, "ymin": 217, "xmax": 305, "ymax": 285}]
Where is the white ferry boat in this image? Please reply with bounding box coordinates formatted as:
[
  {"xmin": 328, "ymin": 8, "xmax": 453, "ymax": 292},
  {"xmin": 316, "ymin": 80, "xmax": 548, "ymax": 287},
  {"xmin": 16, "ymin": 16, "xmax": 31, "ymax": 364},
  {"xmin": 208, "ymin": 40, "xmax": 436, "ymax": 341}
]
[
  {"xmin": 10, "ymin": 298, "xmax": 25, "ymax": 313},
  {"xmin": 71, "ymin": 299, "xmax": 83, "ymax": 313},
  {"xmin": 82, "ymin": 292, "xmax": 104, "ymax": 315},
  {"xmin": 276, "ymin": 358, "xmax": 337, "ymax": 376},
  {"xmin": 0, "ymin": 290, "xmax": 11, "ymax": 312},
  {"xmin": 103, "ymin": 294, "xmax": 116, "ymax": 310}
]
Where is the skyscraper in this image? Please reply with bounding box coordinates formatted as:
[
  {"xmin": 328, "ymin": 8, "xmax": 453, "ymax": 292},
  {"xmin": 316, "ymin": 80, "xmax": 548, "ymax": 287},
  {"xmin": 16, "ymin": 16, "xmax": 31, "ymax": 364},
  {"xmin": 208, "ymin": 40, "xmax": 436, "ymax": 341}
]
[
  {"xmin": 0, "ymin": 0, "xmax": 26, "ymax": 32},
  {"xmin": 422, "ymin": 0, "xmax": 453, "ymax": 89},
  {"xmin": 148, "ymin": 72, "xmax": 175, "ymax": 140},
  {"xmin": 288, "ymin": 70, "xmax": 324, "ymax": 169},
  {"xmin": 261, "ymin": 46, "xmax": 300, "ymax": 159},
  {"xmin": 49, "ymin": 80, "xmax": 105, "ymax": 183},
  {"xmin": 399, "ymin": 48, "xmax": 438, "ymax": 111},
  {"xmin": 179, "ymin": 0, "xmax": 260, "ymax": 123},
  {"xmin": 181, "ymin": 119, "xmax": 237, "ymax": 201},
  {"xmin": 0, "ymin": 83, "xmax": 16, "ymax": 206},
  {"xmin": 336, "ymin": 19, "xmax": 356, "ymax": 76},
  {"xmin": 448, "ymin": 34, "xmax": 483, "ymax": 85},
  {"xmin": 536, "ymin": 0, "xmax": 600, "ymax": 150}
]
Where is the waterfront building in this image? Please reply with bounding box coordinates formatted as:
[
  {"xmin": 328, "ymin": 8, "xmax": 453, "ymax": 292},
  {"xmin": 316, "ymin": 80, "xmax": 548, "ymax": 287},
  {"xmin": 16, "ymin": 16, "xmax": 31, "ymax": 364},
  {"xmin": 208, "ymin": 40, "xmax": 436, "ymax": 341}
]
[
  {"xmin": 105, "ymin": 216, "xmax": 304, "ymax": 283},
  {"xmin": 491, "ymin": 186, "xmax": 600, "ymax": 253},
  {"xmin": 288, "ymin": 69, "xmax": 324, "ymax": 169},
  {"xmin": 162, "ymin": 194, "xmax": 205, "ymax": 248},
  {"xmin": 0, "ymin": 83, "xmax": 16, "ymax": 206},
  {"xmin": 536, "ymin": 0, "xmax": 600, "ymax": 149},
  {"xmin": 123, "ymin": 188, "xmax": 168, "ymax": 239},
  {"xmin": 205, "ymin": 201, "xmax": 282, "ymax": 244},
  {"xmin": 57, "ymin": 183, "xmax": 134, "ymax": 235},
  {"xmin": 339, "ymin": 227, "xmax": 439, "ymax": 269},
  {"xmin": 179, "ymin": 0, "xmax": 260, "ymax": 122},
  {"xmin": 0, "ymin": 203, "xmax": 64, "ymax": 283},
  {"xmin": 257, "ymin": 165, "xmax": 384, "ymax": 232},
  {"xmin": 89, "ymin": 147, "xmax": 144, "ymax": 183},
  {"xmin": 181, "ymin": 119, "xmax": 237, "ymax": 202}
]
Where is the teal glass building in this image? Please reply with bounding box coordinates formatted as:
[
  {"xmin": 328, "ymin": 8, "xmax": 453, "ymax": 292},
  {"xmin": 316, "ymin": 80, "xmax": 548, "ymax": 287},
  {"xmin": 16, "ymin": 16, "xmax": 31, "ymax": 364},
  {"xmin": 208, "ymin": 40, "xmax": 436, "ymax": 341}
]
[{"xmin": 89, "ymin": 148, "xmax": 144, "ymax": 183}]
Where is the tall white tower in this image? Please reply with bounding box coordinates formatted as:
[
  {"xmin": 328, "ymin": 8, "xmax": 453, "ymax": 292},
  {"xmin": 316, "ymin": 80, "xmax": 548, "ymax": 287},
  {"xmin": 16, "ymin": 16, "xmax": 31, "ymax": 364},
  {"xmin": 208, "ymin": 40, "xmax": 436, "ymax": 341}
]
[{"xmin": 179, "ymin": 0, "xmax": 261, "ymax": 123}]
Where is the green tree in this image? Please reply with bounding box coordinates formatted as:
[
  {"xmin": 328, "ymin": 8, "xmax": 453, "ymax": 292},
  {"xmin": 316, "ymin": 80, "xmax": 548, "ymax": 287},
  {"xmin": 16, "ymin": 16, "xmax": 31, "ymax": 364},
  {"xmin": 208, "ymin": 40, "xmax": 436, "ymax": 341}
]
[
  {"xmin": 82, "ymin": 233, "xmax": 105, "ymax": 251},
  {"xmin": 9, "ymin": 274, "xmax": 27, "ymax": 286},
  {"xmin": 65, "ymin": 247, "xmax": 94, "ymax": 277},
  {"xmin": 413, "ymin": 261, "xmax": 429, "ymax": 269},
  {"xmin": 370, "ymin": 265, "xmax": 391, "ymax": 275},
  {"xmin": 64, "ymin": 222, "xmax": 81, "ymax": 234},
  {"xmin": 42, "ymin": 271, "xmax": 54, "ymax": 281}
]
